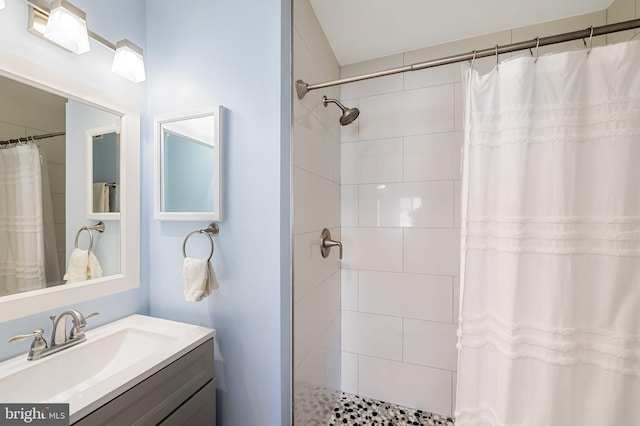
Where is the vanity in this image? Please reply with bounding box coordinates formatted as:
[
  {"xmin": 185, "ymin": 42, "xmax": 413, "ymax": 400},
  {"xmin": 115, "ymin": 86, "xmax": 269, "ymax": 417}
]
[{"xmin": 0, "ymin": 315, "xmax": 216, "ymax": 425}]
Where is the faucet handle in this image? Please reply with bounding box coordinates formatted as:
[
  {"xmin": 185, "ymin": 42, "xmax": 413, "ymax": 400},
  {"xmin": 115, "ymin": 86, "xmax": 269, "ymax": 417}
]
[
  {"xmin": 9, "ymin": 329, "xmax": 48, "ymax": 360},
  {"xmin": 85, "ymin": 312, "xmax": 100, "ymax": 321},
  {"xmin": 8, "ymin": 329, "xmax": 45, "ymax": 344},
  {"xmin": 69, "ymin": 312, "xmax": 99, "ymax": 339}
]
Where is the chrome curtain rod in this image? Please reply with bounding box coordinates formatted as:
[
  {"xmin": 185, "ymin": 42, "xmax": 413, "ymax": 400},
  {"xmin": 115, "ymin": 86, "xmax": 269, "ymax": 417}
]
[
  {"xmin": 296, "ymin": 18, "xmax": 640, "ymax": 99},
  {"xmin": 0, "ymin": 131, "xmax": 65, "ymax": 145}
]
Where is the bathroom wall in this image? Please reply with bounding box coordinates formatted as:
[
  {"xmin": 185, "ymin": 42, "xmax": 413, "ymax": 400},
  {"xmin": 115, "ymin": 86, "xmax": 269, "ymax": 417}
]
[
  {"xmin": 338, "ymin": 9, "xmax": 620, "ymax": 418},
  {"xmin": 292, "ymin": 0, "xmax": 342, "ymax": 423},
  {"xmin": 607, "ymin": 0, "xmax": 640, "ymax": 42},
  {"xmin": 145, "ymin": 0, "xmax": 291, "ymax": 425},
  {"xmin": 0, "ymin": 0, "xmax": 148, "ymax": 360}
]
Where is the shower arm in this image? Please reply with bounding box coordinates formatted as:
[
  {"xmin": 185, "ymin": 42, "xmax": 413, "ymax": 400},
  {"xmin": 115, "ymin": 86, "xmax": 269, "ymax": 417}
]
[{"xmin": 296, "ymin": 18, "xmax": 640, "ymax": 99}]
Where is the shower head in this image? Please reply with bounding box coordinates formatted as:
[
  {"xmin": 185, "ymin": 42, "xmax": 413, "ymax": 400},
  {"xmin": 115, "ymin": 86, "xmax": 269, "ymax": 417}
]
[{"xmin": 323, "ymin": 96, "xmax": 360, "ymax": 126}]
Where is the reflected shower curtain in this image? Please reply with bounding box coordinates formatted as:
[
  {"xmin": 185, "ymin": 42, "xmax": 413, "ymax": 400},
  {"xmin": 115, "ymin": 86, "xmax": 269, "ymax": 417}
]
[
  {"xmin": 457, "ymin": 41, "xmax": 640, "ymax": 425},
  {"xmin": 0, "ymin": 142, "xmax": 46, "ymax": 295}
]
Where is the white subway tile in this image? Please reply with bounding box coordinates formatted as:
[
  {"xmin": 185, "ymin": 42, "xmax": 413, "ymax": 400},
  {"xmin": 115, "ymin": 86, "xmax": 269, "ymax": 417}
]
[
  {"xmin": 342, "ymin": 311, "xmax": 402, "ymax": 361},
  {"xmin": 293, "ymin": 230, "xmax": 340, "ymax": 303},
  {"xmin": 404, "ymin": 228, "xmax": 460, "ymax": 275},
  {"xmin": 293, "ymin": 167, "xmax": 340, "ymax": 234},
  {"xmin": 452, "ymin": 372, "xmax": 458, "ymax": 416},
  {"xmin": 341, "ymin": 227, "xmax": 403, "ymax": 272},
  {"xmin": 358, "ymin": 355, "xmax": 453, "ymax": 416},
  {"xmin": 341, "ymin": 138, "xmax": 403, "ymax": 184},
  {"xmin": 454, "ymin": 82, "xmax": 463, "ymax": 131},
  {"xmin": 404, "ymin": 63, "xmax": 462, "ymax": 90},
  {"xmin": 404, "ymin": 132, "xmax": 463, "ymax": 182},
  {"xmin": 512, "ymin": 11, "xmax": 606, "ymax": 56},
  {"xmin": 47, "ymin": 163, "xmax": 66, "ymax": 194},
  {"xmin": 341, "ymin": 269, "xmax": 359, "ymax": 311},
  {"xmin": 340, "ymin": 52, "xmax": 404, "ymax": 100},
  {"xmin": 403, "ymin": 319, "xmax": 458, "ymax": 371},
  {"xmin": 293, "ymin": 103, "xmax": 338, "ymax": 181},
  {"xmin": 292, "ymin": 0, "xmax": 339, "ymax": 83},
  {"xmin": 295, "ymin": 314, "xmax": 341, "ymax": 388},
  {"xmin": 358, "ymin": 86, "xmax": 455, "ymax": 141},
  {"xmin": 453, "ymin": 276, "xmax": 460, "ymax": 323},
  {"xmin": 454, "ymin": 180, "xmax": 461, "ymax": 228},
  {"xmin": 359, "ymin": 271, "xmax": 452, "ymax": 322},
  {"xmin": 293, "ymin": 28, "xmax": 321, "ymax": 113},
  {"xmin": 294, "ymin": 272, "xmax": 341, "ymax": 369},
  {"xmin": 359, "ymin": 181, "xmax": 453, "ymax": 228},
  {"xmin": 342, "ymin": 74, "xmax": 404, "ymax": 100},
  {"xmin": 51, "ymin": 194, "xmax": 65, "ymax": 224},
  {"xmin": 341, "ymin": 185, "xmax": 359, "ymax": 227},
  {"xmin": 341, "ymin": 352, "xmax": 358, "ymax": 394}
]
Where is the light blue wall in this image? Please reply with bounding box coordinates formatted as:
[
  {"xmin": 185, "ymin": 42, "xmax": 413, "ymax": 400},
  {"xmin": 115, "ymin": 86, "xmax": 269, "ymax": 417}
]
[
  {"xmin": 0, "ymin": 0, "xmax": 148, "ymax": 359},
  {"xmin": 145, "ymin": 0, "xmax": 291, "ymax": 424},
  {"xmin": 0, "ymin": 1, "xmax": 292, "ymax": 424}
]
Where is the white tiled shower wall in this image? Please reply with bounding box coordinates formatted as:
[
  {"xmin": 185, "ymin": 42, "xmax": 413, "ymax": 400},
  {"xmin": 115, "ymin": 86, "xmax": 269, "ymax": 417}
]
[
  {"xmin": 292, "ymin": 0, "xmax": 343, "ymax": 412},
  {"xmin": 338, "ymin": 2, "xmax": 636, "ymax": 417}
]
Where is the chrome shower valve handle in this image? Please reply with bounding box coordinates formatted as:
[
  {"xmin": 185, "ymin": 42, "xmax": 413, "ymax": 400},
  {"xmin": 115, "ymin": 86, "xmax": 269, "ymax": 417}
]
[{"xmin": 320, "ymin": 228, "xmax": 343, "ymax": 259}]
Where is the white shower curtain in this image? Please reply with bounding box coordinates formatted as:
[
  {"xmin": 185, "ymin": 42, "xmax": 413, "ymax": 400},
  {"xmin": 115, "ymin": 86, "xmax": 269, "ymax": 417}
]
[
  {"xmin": 456, "ymin": 41, "xmax": 640, "ymax": 425},
  {"xmin": 0, "ymin": 142, "xmax": 46, "ymax": 295}
]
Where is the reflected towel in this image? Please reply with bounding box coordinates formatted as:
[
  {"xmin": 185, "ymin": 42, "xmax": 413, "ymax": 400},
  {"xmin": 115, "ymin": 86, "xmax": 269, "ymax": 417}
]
[
  {"xmin": 63, "ymin": 248, "xmax": 104, "ymax": 284},
  {"xmin": 93, "ymin": 183, "xmax": 109, "ymax": 213},
  {"xmin": 183, "ymin": 257, "xmax": 219, "ymax": 302}
]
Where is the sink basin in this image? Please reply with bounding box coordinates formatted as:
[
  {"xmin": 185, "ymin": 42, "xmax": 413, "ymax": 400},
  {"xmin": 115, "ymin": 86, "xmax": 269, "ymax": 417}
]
[{"xmin": 0, "ymin": 315, "xmax": 215, "ymax": 423}]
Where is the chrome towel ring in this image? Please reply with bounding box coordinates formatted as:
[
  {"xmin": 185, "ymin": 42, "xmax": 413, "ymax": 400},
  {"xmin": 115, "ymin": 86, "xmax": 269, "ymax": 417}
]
[
  {"xmin": 182, "ymin": 223, "xmax": 220, "ymax": 261},
  {"xmin": 74, "ymin": 222, "xmax": 105, "ymax": 253}
]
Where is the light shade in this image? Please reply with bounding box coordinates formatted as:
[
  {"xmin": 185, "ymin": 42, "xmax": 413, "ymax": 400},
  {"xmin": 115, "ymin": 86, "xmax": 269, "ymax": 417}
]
[
  {"xmin": 44, "ymin": 0, "xmax": 90, "ymax": 54},
  {"xmin": 111, "ymin": 39, "xmax": 146, "ymax": 83},
  {"xmin": 0, "ymin": 0, "xmax": 5, "ymax": 10}
]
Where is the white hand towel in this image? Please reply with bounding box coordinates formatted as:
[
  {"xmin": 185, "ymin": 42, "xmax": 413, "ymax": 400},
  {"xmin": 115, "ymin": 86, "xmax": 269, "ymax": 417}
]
[
  {"xmin": 93, "ymin": 183, "xmax": 109, "ymax": 213},
  {"xmin": 63, "ymin": 249, "xmax": 104, "ymax": 284},
  {"xmin": 183, "ymin": 257, "xmax": 219, "ymax": 302}
]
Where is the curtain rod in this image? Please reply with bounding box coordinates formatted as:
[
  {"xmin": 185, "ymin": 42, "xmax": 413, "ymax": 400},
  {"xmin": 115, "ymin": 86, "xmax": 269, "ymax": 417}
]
[
  {"xmin": 0, "ymin": 131, "xmax": 65, "ymax": 145},
  {"xmin": 295, "ymin": 18, "xmax": 640, "ymax": 99}
]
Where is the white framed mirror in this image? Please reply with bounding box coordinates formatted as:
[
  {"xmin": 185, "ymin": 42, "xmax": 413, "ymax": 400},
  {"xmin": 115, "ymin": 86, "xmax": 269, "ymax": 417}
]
[
  {"xmin": 0, "ymin": 50, "xmax": 140, "ymax": 322},
  {"xmin": 86, "ymin": 124, "xmax": 121, "ymax": 221},
  {"xmin": 154, "ymin": 107, "xmax": 224, "ymax": 222}
]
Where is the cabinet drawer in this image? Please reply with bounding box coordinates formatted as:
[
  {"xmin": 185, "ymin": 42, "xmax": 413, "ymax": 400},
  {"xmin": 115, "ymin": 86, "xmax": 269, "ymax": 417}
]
[
  {"xmin": 74, "ymin": 339, "xmax": 214, "ymax": 425},
  {"xmin": 159, "ymin": 380, "xmax": 215, "ymax": 426}
]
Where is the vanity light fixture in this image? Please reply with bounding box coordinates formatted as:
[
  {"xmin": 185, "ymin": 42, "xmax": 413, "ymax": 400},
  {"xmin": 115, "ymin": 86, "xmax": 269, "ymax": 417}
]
[
  {"xmin": 23, "ymin": 0, "xmax": 146, "ymax": 82},
  {"xmin": 112, "ymin": 39, "xmax": 146, "ymax": 83},
  {"xmin": 43, "ymin": 0, "xmax": 90, "ymax": 54}
]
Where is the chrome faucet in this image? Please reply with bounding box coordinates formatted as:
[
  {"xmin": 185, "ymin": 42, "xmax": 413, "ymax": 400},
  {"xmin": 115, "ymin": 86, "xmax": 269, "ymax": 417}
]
[{"xmin": 8, "ymin": 310, "xmax": 99, "ymax": 360}]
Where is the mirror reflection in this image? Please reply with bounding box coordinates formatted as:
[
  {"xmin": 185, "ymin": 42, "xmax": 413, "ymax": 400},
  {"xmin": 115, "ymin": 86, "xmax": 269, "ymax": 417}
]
[
  {"xmin": 88, "ymin": 127, "xmax": 120, "ymax": 217},
  {"xmin": 0, "ymin": 75, "xmax": 121, "ymax": 297},
  {"xmin": 162, "ymin": 116, "xmax": 215, "ymax": 212},
  {"xmin": 155, "ymin": 108, "xmax": 223, "ymax": 222}
]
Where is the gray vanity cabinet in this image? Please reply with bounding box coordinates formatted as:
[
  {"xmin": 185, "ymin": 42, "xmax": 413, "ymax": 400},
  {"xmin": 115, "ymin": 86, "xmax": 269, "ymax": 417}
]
[{"xmin": 73, "ymin": 339, "xmax": 215, "ymax": 425}]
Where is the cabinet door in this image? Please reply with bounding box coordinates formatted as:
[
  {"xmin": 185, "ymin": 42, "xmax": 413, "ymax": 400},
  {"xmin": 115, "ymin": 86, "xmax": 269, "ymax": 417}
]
[
  {"xmin": 74, "ymin": 339, "xmax": 214, "ymax": 425},
  {"xmin": 159, "ymin": 380, "xmax": 216, "ymax": 426}
]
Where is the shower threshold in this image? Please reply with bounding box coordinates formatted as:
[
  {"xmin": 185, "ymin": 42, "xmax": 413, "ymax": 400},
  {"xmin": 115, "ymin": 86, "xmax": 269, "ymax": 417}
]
[{"xmin": 328, "ymin": 392, "xmax": 454, "ymax": 426}]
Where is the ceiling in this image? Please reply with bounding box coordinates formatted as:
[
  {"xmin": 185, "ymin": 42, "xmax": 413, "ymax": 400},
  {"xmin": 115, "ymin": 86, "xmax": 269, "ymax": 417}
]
[{"xmin": 309, "ymin": 0, "xmax": 615, "ymax": 65}]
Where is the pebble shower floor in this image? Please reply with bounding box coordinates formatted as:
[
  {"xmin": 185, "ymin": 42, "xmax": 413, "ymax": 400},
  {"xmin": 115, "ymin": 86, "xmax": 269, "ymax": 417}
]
[{"xmin": 327, "ymin": 392, "xmax": 454, "ymax": 426}]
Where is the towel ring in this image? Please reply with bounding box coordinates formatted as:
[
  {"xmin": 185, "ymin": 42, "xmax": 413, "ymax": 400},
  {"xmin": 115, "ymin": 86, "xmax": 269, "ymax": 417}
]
[
  {"xmin": 74, "ymin": 222, "xmax": 105, "ymax": 252},
  {"xmin": 182, "ymin": 223, "xmax": 219, "ymax": 261}
]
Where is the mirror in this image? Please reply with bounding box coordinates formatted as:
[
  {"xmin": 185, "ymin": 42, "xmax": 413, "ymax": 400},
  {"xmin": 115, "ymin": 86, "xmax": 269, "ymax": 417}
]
[
  {"xmin": 0, "ymin": 50, "xmax": 140, "ymax": 321},
  {"xmin": 86, "ymin": 125, "xmax": 121, "ymax": 220},
  {"xmin": 154, "ymin": 107, "xmax": 224, "ymax": 221}
]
